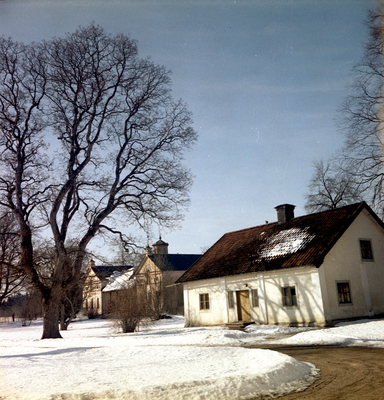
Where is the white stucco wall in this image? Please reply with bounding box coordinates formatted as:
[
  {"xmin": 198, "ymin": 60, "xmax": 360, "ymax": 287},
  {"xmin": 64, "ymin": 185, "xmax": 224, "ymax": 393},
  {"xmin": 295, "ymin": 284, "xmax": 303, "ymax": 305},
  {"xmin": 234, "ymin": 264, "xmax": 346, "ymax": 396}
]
[
  {"xmin": 183, "ymin": 278, "xmax": 228, "ymax": 326},
  {"xmin": 320, "ymin": 210, "xmax": 384, "ymax": 321},
  {"xmin": 183, "ymin": 266, "xmax": 326, "ymax": 327},
  {"xmin": 262, "ymin": 266, "xmax": 325, "ymax": 326}
]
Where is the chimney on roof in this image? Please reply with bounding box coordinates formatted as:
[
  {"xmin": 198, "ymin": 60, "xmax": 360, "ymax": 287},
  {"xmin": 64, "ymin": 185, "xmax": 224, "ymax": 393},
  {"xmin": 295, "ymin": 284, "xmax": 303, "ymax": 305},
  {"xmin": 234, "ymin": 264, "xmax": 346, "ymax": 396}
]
[
  {"xmin": 152, "ymin": 237, "xmax": 169, "ymax": 254},
  {"xmin": 275, "ymin": 204, "xmax": 295, "ymax": 224},
  {"xmin": 89, "ymin": 259, "xmax": 95, "ymax": 269}
]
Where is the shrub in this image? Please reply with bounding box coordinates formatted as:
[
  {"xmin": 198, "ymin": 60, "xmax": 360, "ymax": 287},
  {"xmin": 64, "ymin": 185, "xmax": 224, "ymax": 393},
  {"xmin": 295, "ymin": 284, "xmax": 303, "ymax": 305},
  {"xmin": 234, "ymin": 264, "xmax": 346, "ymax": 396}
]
[{"xmin": 109, "ymin": 286, "xmax": 153, "ymax": 333}]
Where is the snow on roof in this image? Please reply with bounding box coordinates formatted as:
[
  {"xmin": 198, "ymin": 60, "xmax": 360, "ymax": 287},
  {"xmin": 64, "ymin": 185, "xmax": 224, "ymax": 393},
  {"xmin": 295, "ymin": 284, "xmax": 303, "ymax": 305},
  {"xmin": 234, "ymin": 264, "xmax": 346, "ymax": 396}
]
[
  {"xmin": 102, "ymin": 268, "xmax": 135, "ymax": 292},
  {"xmin": 259, "ymin": 227, "xmax": 315, "ymax": 259}
]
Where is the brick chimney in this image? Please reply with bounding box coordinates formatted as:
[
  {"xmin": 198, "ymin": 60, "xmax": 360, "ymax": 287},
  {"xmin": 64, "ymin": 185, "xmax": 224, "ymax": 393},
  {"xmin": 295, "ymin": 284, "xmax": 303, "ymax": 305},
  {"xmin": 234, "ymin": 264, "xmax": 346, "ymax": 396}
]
[{"xmin": 275, "ymin": 204, "xmax": 295, "ymax": 224}]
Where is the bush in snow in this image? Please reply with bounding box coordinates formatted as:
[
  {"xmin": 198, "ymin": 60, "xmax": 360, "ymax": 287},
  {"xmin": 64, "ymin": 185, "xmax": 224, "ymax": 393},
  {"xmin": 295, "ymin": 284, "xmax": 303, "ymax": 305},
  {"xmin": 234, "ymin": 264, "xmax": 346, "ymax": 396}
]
[{"xmin": 108, "ymin": 285, "xmax": 153, "ymax": 333}]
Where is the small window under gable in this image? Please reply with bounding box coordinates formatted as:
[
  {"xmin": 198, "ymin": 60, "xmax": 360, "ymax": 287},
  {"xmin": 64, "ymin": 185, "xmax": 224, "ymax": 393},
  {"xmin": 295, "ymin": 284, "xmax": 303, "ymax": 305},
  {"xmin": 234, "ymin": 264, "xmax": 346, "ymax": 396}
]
[{"xmin": 360, "ymin": 239, "xmax": 373, "ymax": 261}]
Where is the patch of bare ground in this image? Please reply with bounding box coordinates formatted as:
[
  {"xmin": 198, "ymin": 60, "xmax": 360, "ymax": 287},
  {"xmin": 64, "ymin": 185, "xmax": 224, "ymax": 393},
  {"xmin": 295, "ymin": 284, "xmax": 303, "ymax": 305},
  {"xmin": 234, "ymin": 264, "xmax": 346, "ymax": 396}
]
[{"xmin": 248, "ymin": 345, "xmax": 384, "ymax": 400}]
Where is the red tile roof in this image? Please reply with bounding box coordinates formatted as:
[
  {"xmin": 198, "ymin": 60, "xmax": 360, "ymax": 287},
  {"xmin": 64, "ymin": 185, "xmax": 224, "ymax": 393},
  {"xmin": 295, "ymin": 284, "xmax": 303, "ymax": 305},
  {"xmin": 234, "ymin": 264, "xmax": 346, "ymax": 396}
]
[{"xmin": 177, "ymin": 202, "xmax": 382, "ymax": 283}]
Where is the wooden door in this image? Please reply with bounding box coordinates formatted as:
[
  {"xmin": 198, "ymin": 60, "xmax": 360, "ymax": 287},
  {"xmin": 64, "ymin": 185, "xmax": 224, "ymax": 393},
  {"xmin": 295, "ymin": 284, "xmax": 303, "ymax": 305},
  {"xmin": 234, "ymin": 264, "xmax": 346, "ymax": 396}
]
[{"xmin": 236, "ymin": 290, "xmax": 251, "ymax": 322}]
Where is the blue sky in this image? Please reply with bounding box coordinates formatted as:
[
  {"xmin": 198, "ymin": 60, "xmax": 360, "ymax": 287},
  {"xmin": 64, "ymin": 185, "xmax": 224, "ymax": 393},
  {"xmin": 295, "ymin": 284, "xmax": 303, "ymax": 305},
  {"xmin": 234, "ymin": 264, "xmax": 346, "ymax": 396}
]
[{"xmin": 0, "ymin": 0, "xmax": 378, "ymax": 256}]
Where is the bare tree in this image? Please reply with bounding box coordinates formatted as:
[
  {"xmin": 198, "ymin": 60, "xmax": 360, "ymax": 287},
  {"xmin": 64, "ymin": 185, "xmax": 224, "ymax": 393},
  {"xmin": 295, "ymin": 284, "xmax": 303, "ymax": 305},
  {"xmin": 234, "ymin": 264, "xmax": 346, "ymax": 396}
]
[
  {"xmin": 109, "ymin": 283, "xmax": 153, "ymax": 333},
  {"xmin": 110, "ymin": 237, "xmax": 144, "ymax": 268},
  {"xmin": 338, "ymin": 7, "xmax": 384, "ymax": 217},
  {"xmin": 305, "ymin": 159, "xmax": 363, "ymax": 213},
  {"xmin": 0, "ymin": 24, "xmax": 196, "ymax": 339},
  {"xmin": 0, "ymin": 37, "xmax": 47, "ymax": 309},
  {"xmin": 33, "ymin": 241, "xmax": 87, "ymax": 330},
  {"xmin": 0, "ymin": 209, "xmax": 26, "ymax": 305}
]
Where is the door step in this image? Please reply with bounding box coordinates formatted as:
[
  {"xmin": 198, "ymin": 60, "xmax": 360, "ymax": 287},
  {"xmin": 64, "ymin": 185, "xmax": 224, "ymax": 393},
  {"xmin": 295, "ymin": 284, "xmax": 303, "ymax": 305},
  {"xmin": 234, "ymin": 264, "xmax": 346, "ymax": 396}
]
[{"xmin": 225, "ymin": 321, "xmax": 254, "ymax": 330}]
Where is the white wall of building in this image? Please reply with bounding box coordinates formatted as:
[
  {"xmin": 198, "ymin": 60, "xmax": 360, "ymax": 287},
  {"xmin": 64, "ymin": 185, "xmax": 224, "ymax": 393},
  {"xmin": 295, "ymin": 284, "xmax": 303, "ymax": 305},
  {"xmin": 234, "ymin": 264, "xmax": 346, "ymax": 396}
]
[
  {"xmin": 262, "ymin": 267, "xmax": 325, "ymax": 326},
  {"xmin": 321, "ymin": 210, "xmax": 384, "ymax": 321},
  {"xmin": 183, "ymin": 266, "xmax": 326, "ymax": 327}
]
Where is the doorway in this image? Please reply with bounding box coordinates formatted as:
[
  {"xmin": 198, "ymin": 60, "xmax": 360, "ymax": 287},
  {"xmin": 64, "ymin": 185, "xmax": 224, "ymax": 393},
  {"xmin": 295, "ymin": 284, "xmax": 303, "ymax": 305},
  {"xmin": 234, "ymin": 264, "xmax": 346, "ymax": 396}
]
[{"xmin": 236, "ymin": 290, "xmax": 251, "ymax": 322}]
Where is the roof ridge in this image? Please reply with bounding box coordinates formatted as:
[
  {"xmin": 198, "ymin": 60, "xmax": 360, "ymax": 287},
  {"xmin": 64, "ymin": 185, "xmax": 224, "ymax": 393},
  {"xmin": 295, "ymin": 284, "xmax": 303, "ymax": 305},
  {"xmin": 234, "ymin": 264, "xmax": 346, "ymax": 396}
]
[{"xmin": 223, "ymin": 202, "xmax": 366, "ymax": 236}]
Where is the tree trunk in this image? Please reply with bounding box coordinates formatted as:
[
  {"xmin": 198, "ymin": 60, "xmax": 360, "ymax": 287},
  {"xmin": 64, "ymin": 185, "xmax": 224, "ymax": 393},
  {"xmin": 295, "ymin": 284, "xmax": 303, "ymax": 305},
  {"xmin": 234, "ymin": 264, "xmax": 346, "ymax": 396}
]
[
  {"xmin": 60, "ymin": 304, "xmax": 67, "ymax": 331},
  {"xmin": 41, "ymin": 287, "xmax": 62, "ymax": 339}
]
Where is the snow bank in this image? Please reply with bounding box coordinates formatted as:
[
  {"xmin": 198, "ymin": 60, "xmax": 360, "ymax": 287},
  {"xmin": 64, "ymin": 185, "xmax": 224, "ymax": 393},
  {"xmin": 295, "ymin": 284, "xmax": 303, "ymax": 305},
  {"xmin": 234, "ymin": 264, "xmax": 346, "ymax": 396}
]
[
  {"xmin": 279, "ymin": 319, "xmax": 384, "ymax": 347},
  {"xmin": 2, "ymin": 316, "xmax": 383, "ymax": 399},
  {"xmin": 0, "ymin": 345, "xmax": 317, "ymax": 400},
  {"xmin": 0, "ymin": 318, "xmax": 318, "ymax": 400}
]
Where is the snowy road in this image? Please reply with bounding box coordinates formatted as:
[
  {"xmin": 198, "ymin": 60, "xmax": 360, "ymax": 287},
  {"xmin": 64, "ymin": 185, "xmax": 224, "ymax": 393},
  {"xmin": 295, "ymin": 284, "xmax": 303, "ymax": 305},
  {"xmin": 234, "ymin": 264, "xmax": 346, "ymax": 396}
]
[{"xmin": 257, "ymin": 346, "xmax": 384, "ymax": 400}]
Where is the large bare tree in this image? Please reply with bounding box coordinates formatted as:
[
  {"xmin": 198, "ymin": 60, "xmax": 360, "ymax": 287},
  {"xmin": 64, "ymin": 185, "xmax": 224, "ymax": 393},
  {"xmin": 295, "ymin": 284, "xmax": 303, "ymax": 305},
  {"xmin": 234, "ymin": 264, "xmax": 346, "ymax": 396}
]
[
  {"xmin": 0, "ymin": 24, "xmax": 197, "ymax": 338},
  {"xmin": 0, "ymin": 38, "xmax": 48, "ymax": 313},
  {"xmin": 338, "ymin": 7, "xmax": 384, "ymax": 217}
]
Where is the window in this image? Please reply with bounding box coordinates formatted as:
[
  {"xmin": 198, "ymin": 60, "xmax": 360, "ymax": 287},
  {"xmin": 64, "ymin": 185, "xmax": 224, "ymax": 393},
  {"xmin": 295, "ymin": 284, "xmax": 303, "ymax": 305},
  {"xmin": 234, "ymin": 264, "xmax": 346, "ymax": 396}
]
[
  {"xmin": 199, "ymin": 293, "xmax": 210, "ymax": 310},
  {"xmin": 360, "ymin": 240, "xmax": 373, "ymax": 261},
  {"xmin": 228, "ymin": 291, "xmax": 234, "ymax": 308},
  {"xmin": 251, "ymin": 289, "xmax": 259, "ymax": 307},
  {"xmin": 282, "ymin": 286, "xmax": 297, "ymax": 307},
  {"xmin": 96, "ymin": 298, "xmax": 100, "ymax": 309},
  {"xmin": 337, "ymin": 282, "xmax": 352, "ymax": 304}
]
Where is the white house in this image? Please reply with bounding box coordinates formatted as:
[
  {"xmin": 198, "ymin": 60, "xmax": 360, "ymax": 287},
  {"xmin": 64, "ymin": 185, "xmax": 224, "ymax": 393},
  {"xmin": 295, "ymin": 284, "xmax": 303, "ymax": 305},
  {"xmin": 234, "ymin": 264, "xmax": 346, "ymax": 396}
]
[{"xmin": 176, "ymin": 202, "xmax": 384, "ymax": 327}]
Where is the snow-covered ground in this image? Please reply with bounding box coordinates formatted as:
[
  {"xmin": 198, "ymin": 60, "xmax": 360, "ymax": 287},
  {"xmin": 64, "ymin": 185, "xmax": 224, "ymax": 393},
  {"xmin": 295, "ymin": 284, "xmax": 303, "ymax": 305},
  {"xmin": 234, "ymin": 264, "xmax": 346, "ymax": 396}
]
[{"xmin": 1, "ymin": 316, "xmax": 383, "ymax": 400}]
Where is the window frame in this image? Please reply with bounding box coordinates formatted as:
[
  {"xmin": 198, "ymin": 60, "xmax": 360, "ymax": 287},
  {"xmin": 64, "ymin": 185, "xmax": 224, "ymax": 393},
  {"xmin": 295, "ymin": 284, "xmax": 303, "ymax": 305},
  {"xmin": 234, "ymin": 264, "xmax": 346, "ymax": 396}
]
[
  {"xmin": 251, "ymin": 289, "xmax": 259, "ymax": 308},
  {"xmin": 199, "ymin": 293, "xmax": 210, "ymax": 310},
  {"xmin": 359, "ymin": 239, "xmax": 374, "ymax": 261},
  {"xmin": 228, "ymin": 291, "xmax": 235, "ymax": 309},
  {"xmin": 281, "ymin": 286, "xmax": 297, "ymax": 307},
  {"xmin": 337, "ymin": 281, "xmax": 352, "ymax": 305}
]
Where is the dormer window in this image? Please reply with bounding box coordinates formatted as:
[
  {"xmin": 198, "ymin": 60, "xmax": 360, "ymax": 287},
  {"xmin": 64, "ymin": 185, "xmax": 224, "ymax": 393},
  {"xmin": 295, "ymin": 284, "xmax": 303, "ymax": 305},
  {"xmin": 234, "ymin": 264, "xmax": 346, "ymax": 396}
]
[{"xmin": 360, "ymin": 239, "xmax": 373, "ymax": 261}]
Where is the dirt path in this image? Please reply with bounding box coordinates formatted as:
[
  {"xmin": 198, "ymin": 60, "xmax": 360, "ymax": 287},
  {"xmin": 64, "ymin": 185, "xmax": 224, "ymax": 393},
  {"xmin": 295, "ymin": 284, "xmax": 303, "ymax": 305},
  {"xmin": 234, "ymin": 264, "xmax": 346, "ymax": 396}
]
[{"xmin": 251, "ymin": 345, "xmax": 384, "ymax": 399}]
